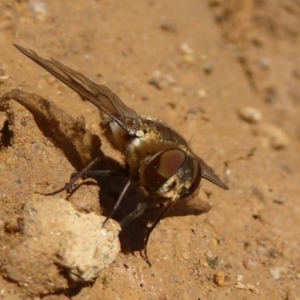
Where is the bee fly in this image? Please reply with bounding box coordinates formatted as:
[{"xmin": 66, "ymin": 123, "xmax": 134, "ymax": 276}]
[{"xmin": 14, "ymin": 44, "xmax": 228, "ymax": 265}]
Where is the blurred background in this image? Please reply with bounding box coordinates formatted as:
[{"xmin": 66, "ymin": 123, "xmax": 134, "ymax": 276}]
[{"xmin": 0, "ymin": 1, "xmax": 300, "ymax": 299}]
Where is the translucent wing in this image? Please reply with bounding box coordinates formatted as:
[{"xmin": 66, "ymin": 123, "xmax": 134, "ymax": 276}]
[
  {"xmin": 14, "ymin": 44, "xmax": 140, "ymax": 135},
  {"xmin": 196, "ymin": 155, "xmax": 229, "ymax": 190}
]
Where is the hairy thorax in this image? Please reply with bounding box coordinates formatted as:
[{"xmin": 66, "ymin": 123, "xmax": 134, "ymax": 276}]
[{"xmin": 101, "ymin": 116, "xmax": 198, "ymax": 201}]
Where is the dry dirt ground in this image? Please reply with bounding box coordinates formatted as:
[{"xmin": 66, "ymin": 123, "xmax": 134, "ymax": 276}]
[{"xmin": 1, "ymin": 0, "xmax": 300, "ymax": 299}]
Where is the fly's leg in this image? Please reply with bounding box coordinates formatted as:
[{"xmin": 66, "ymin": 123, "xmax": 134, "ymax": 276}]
[
  {"xmin": 120, "ymin": 200, "xmax": 149, "ymax": 228},
  {"xmin": 38, "ymin": 151, "xmax": 130, "ymax": 225},
  {"xmin": 38, "ymin": 155, "xmax": 103, "ymax": 196},
  {"xmin": 143, "ymin": 201, "xmax": 174, "ymax": 266},
  {"xmin": 102, "ymin": 179, "xmax": 132, "ymax": 227},
  {"xmin": 144, "ymin": 203, "xmax": 164, "ymax": 213},
  {"xmin": 80, "ymin": 169, "xmax": 120, "ymax": 180},
  {"xmin": 120, "ymin": 197, "xmax": 174, "ymax": 266}
]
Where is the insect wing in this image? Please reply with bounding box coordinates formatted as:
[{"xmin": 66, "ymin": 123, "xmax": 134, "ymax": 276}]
[
  {"xmin": 13, "ymin": 44, "xmax": 139, "ymax": 135},
  {"xmin": 195, "ymin": 155, "xmax": 229, "ymax": 190}
]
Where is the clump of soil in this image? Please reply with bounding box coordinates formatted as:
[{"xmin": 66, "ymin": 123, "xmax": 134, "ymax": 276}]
[{"xmin": 0, "ymin": 90, "xmax": 120, "ymax": 297}]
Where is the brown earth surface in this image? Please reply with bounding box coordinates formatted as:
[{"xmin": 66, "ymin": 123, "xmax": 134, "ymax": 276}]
[{"xmin": 1, "ymin": 0, "xmax": 300, "ymax": 299}]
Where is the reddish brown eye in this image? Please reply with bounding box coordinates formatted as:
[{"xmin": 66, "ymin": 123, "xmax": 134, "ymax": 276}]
[
  {"xmin": 143, "ymin": 149, "xmax": 186, "ymax": 192},
  {"xmin": 187, "ymin": 159, "xmax": 202, "ymax": 196},
  {"xmin": 159, "ymin": 149, "xmax": 186, "ymax": 178}
]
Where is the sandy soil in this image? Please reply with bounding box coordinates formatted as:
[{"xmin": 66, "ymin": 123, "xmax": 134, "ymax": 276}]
[{"xmin": 1, "ymin": 0, "xmax": 300, "ymax": 299}]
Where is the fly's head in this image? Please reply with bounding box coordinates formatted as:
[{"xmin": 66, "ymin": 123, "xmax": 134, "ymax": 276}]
[{"xmin": 141, "ymin": 148, "xmax": 202, "ymax": 202}]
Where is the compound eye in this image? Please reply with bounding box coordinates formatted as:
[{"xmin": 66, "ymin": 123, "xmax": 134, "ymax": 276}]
[
  {"xmin": 143, "ymin": 149, "xmax": 186, "ymax": 192},
  {"xmin": 186, "ymin": 159, "xmax": 202, "ymax": 196}
]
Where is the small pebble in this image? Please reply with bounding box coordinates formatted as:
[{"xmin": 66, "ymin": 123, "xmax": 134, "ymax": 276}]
[
  {"xmin": 253, "ymin": 123, "xmax": 290, "ymax": 150},
  {"xmin": 180, "ymin": 43, "xmax": 194, "ymax": 55},
  {"xmin": 206, "ymin": 257, "xmax": 219, "ymax": 269},
  {"xmin": 172, "ymin": 87, "xmax": 183, "ymax": 93},
  {"xmin": 214, "ymin": 270, "xmax": 229, "ymax": 286},
  {"xmin": 0, "ymin": 76, "xmax": 9, "ymax": 84},
  {"xmin": 0, "ymin": 75, "xmax": 9, "ymax": 81},
  {"xmin": 29, "ymin": 1, "xmax": 48, "ymax": 21},
  {"xmin": 160, "ymin": 23, "xmax": 177, "ymax": 33},
  {"xmin": 153, "ymin": 70, "xmax": 162, "ymax": 78},
  {"xmin": 186, "ymin": 108, "xmax": 198, "ymax": 115},
  {"xmin": 258, "ymin": 58, "xmax": 271, "ymax": 70},
  {"xmin": 269, "ymin": 267, "xmax": 286, "ymax": 280},
  {"xmin": 182, "ymin": 54, "xmax": 196, "ymax": 65},
  {"xmin": 162, "ymin": 74, "xmax": 176, "ymax": 85},
  {"xmin": 235, "ymin": 282, "xmax": 246, "ymax": 289},
  {"xmin": 197, "ymin": 89, "xmax": 207, "ymax": 99},
  {"xmin": 203, "ymin": 64, "xmax": 214, "ymax": 74},
  {"xmin": 237, "ymin": 274, "xmax": 244, "ymax": 282},
  {"xmin": 46, "ymin": 76, "xmax": 56, "ymax": 85},
  {"xmin": 238, "ymin": 106, "xmax": 262, "ymax": 124},
  {"xmin": 148, "ymin": 79, "xmax": 162, "ymax": 90},
  {"xmin": 151, "ymin": 71, "xmax": 176, "ymax": 86}
]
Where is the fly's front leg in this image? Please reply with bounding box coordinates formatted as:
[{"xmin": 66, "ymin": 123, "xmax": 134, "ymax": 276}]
[
  {"xmin": 142, "ymin": 201, "xmax": 174, "ymax": 266},
  {"xmin": 64, "ymin": 155, "xmax": 104, "ymax": 193},
  {"xmin": 119, "ymin": 200, "xmax": 150, "ymax": 228},
  {"xmin": 38, "ymin": 155, "xmax": 103, "ymax": 196},
  {"xmin": 119, "ymin": 196, "xmax": 173, "ymax": 266},
  {"xmin": 102, "ymin": 179, "xmax": 132, "ymax": 227}
]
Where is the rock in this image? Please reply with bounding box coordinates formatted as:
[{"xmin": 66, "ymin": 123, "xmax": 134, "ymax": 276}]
[
  {"xmin": 182, "ymin": 54, "xmax": 196, "ymax": 65},
  {"xmin": 269, "ymin": 267, "xmax": 287, "ymax": 280},
  {"xmin": 1, "ymin": 196, "xmax": 120, "ymax": 295},
  {"xmin": 197, "ymin": 89, "xmax": 207, "ymax": 99},
  {"xmin": 258, "ymin": 58, "xmax": 271, "ymax": 70},
  {"xmin": 238, "ymin": 107, "xmax": 262, "ymax": 124},
  {"xmin": 213, "ymin": 270, "xmax": 229, "ymax": 286},
  {"xmin": 203, "ymin": 64, "xmax": 214, "ymax": 74},
  {"xmin": 179, "ymin": 43, "xmax": 194, "ymax": 55},
  {"xmin": 179, "ymin": 43, "xmax": 196, "ymax": 65},
  {"xmin": 253, "ymin": 123, "xmax": 290, "ymax": 150},
  {"xmin": 162, "ymin": 74, "xmax": 176, "ymax": 85},
  {"xmin": 29, "ymin": 1, "xmax": 48, "ymax": 21}
]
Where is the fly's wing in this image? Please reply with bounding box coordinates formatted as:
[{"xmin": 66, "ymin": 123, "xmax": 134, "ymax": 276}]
[
  {"xmin": 14, "ymin": 44, "xmax": 139, "ymax": 135},
  {"xmin": 196, "ymin": 155, "xmax": 229, "ymax": 190}
]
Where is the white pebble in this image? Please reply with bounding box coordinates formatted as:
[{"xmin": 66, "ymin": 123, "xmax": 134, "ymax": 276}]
[
  {"xmin": 253, "ymin": 123, "xmax": 290, "ymax": 150},
  {"xmin": 258, "ymin": 58, "xmax": 271, "ymax": 70},
  {"xmin": 238, "ymin": 106, "xmax": 262, "ymax": 123},
  {"xmin": 180, "ymin": 43, "xmax": 194, "ymax": 55},
  {"xmin": 29, "ymin": 1, "xmax": 48, "ymax": 21},
  {"xmin": 182, "ymin": 54, "xmax": 196, "ymax": 65},
  {"xmin": 197, "ymin": 89, "xmax": 207, "ymax": 99},
  {"xmin": 162, "ymin": 74, "xmax": 176, "ymax": 85},
  {"xmin": 269, "ymin": 267, "xmax": 286, "ymax": 280},
  {"xmin": 153, "ymin": 70, "xmax": 162, "ymax": 78}
]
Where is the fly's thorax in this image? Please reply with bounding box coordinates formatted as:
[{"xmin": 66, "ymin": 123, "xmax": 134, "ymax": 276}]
[
  {"xmin": 101, "ymin": 112, "xmax": 146, "ymax": 152},
  {"xmin": 124, "ymin": 116, "xmax": 192, "ymax": 180}
]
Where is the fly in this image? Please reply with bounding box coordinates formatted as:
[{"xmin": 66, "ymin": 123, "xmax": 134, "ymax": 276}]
[{"xmin": 14, "ymin": 44, "xmax": 228, "ymax": 265}]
